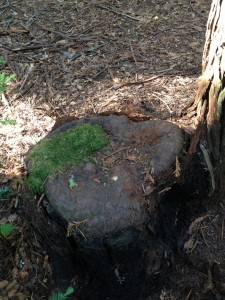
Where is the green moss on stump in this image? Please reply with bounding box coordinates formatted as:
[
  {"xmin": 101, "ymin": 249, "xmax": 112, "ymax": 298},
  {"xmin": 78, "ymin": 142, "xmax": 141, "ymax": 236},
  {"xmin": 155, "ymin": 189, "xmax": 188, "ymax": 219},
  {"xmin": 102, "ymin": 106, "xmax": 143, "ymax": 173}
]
[{"xmin": 27, "ymin": 124, "xmax": 108, "ymax": 194}]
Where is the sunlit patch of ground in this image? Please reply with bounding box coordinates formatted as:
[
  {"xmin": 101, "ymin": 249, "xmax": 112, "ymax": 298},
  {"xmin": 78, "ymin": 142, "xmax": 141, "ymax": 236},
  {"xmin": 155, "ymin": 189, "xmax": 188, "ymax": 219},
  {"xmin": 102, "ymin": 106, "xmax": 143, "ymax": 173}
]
[{"xmin": 0, "ymin": 98, "xmax": 55, "ymax": 178}]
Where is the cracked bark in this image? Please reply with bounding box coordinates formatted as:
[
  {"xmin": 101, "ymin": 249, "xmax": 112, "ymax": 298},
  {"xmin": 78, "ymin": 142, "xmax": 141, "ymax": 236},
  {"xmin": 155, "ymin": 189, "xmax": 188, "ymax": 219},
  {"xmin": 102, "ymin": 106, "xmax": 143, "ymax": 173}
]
[{"xmin": 187, "ymin": 0, "xmax": 225, "ymax": 191}]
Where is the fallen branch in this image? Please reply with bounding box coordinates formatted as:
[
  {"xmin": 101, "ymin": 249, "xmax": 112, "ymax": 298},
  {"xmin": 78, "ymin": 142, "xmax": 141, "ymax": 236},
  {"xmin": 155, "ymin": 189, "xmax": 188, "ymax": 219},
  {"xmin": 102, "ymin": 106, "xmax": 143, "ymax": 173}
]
[
  {"xmin": 37, "ymin": 24, "xmax": 77, "ymax": 40},
  {"xmin": 9, "ymin": 42, "xmax": 79, "ymax": 52},
  {"xmin": 108, "ymin": 67, "xmax": 173, "ymax": 89},
  {"xmin": 0, "ymin": 28, "xmax": 29, "ymax": 35},
  {"xmin": 93, "ymin": 4, "xmax": 142, "ymax": 21}
]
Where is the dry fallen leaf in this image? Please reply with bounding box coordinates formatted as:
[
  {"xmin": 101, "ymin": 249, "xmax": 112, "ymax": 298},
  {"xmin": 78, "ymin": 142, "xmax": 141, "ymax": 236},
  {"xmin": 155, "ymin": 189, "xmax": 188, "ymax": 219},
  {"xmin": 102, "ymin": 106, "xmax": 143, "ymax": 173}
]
[
  {"xmin": 126, "ymin": 155, "xmax": 137, "ymax": 161},
  {"xmin": 174, "ymin": 156, "xmax": 181, "ymax": 177}
]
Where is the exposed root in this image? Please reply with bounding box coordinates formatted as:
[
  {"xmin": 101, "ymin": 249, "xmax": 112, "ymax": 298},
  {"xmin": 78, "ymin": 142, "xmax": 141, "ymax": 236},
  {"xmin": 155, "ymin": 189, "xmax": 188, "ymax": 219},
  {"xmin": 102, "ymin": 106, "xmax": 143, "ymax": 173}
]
[
  {"xmin": 182, "ymin": 77, "xmax": 210, "ymax": 155},
  {"xmin": 187, "ymin": 76, "xmax": 210, "ymax": 113},
  {"xmin": 188, "ymin": 121, "xmax": 203, "ymax": 154},
  {"xmin": 199, "ymin": 142, "xmax": 215, "ymax": 194},
  {"xmin": 188, "ymin": 100, "xmax": 206, "ymax": 154}
]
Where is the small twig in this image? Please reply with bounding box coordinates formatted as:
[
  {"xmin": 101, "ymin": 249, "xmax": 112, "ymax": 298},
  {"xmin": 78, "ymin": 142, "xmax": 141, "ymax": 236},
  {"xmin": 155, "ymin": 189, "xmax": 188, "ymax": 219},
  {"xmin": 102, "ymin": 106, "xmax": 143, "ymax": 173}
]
[
  {"xmin": 93, "ymin": 4, "xmax": 142, "ymax": 21},
  {"xmin": 20, "ymin": 63, "xmax": 37, "ymax": 91},
  {"xmin": 152, "ymin": 92, "xmax": 172, "ymax": 115},
  {"xmin": 37, "ymin": 277, "xmax": 48, "ymax": 289},
  {"xmin": 85, "ymin": 44, "xmax": 104, "ymax": 53},
  {"xmin": 200, "ymin": 225, "xmax": 209, "ymax": 246},
  {"xmin": 189, "ymin": 239, "xmax": 198, "ymax": 253},
  {"xmin": 14, "ymin": 196, "xmax": 19, "ymax": 208},
  {"xmin": 108, "ymin": 67, "xmax": 172, "ymax": 88},
  {"xmin": 158, "ymin": 186, "xmax": 172, "ymax": 194},
  {"xmin": 38, "ymin": 23, "xmax": 95, "ymax": 42},
  {"xmin": 77, "ymin": 228, "xmax": 87, "ymax": 240},
  {"xmin": 79, "ymin": 21, "xmax": 106, "ymax": 35},
  {"xmin": 0, "ymin": 28, "xmax": 29, "ymax": 35},
  {"xmin": 189, "ymin": 1, "xmax": 205, "ymax": 18},
  {"xmin": 37, "ymin": 23, "xmax": 75, "ymax": 40},
  {"xmin": 222, "ymin": 218, "xmax": 224, "ymax": 239},
  {"xmin": 129, "ymin": 40, "xmax": 137, "ymax": 65},
  {"xmin": 37, "ymin": 193, "xmax": 45, "ymax": 207},
  {"xmin": 14, "ymin": 82, "xmax": 34, "ymax": 100},
  {"xmin": 1, "ymin": 92, "xmax": 11, "ymax": 109},
  {"xmin": 92, "ymin": 67, "xmax": 108, "ymax": 80},
  {"xmin": 103, "ymin": 147, "xmax": 130, "ymax": 159},
  {"xmin": 10, "ymin": 41, "xmax": 84, "ymax": 52},
  {"xmin": 0, "ymin": 6, "xmax": 8, "ymax": 16},
  {"xmin": 11, "ymin": 44, "xmax": 52, "ymax": 52},
  {"xmin": 185, "ymin": 289, "xmax": 192, "ymax": 300},
  {"xmin": 174, "ymin": 208, "xmax": 179, "ymax": 226}
]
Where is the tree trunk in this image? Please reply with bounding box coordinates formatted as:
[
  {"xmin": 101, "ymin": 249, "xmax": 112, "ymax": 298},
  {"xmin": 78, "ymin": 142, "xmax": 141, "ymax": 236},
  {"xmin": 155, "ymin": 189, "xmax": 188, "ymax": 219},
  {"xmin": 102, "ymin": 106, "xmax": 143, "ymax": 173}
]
[{"xmin": 187, "ymin": 0, "xmax": 225, "ymax": 192}]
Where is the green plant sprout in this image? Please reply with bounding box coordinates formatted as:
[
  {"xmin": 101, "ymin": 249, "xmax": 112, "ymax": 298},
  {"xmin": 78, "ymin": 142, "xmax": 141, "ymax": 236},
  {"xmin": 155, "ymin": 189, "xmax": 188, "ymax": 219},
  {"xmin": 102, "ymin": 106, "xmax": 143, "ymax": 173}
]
[
  {"xmin": 27, "ymin": 123, "xmax": 109, "ymax": 194},
  {"xmin": 0, "ymin": 57, "xmax": 16, "ymax": 92},
  {"xmin": 0, "ymin": 222, "xmax": 17, "ymax": 237},
  {"xmin": 0, "ymin": 120, "xmax": 16, "ymax": 125},
  {"xmin": 0, "ymin": 57, "xmax": 7, "ymax": 64},
  {"xmin": 0, "ymin": 73, "xmax": 16, "ymax": 92},
  {"xmin": 69, "ymin": 175, "xmax": 78, "ymax": 189},
  {"xmin": 48, "ymin": 286, "xmax": 75, "ymax": 300}
]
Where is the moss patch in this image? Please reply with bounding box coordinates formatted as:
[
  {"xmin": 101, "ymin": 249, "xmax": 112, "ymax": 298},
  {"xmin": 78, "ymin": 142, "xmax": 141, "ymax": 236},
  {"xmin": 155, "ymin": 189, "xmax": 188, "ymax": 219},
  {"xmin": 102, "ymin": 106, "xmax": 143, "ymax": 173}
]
[{"xmin": 27, "ymin": 124, "xmax": 108, "ymax": 194}]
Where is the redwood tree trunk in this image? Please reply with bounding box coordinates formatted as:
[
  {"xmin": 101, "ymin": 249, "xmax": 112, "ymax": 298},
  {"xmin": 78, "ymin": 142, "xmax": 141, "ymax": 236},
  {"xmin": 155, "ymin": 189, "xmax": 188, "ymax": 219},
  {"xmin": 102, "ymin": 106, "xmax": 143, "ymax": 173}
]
[{"xmin": 188, "ymin": 0, "xmax": 225, "ymax": 192}]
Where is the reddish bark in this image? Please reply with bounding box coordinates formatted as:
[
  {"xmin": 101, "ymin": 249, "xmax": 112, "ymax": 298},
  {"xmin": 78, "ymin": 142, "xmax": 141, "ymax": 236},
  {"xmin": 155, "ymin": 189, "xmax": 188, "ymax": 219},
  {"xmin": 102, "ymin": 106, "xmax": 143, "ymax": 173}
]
[{"xmin": 188, "ymin": 0, "xmax": 225, "ymax": 191}]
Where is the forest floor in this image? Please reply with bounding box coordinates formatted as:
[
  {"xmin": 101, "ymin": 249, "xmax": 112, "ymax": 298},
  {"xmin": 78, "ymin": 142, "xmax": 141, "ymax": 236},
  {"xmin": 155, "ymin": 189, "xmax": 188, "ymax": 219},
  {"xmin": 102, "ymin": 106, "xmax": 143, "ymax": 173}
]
[{"xmin": 1, "ymin": 0, "xmax": 223, "ymax": 299}]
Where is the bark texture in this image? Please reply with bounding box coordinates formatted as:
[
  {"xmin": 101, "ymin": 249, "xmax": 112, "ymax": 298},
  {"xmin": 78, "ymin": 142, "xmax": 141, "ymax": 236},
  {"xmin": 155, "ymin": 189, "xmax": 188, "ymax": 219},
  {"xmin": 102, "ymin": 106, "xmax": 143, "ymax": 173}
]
[{"xmin": 188, "ymin": 0, "xmax": 225, "ymax": 191}]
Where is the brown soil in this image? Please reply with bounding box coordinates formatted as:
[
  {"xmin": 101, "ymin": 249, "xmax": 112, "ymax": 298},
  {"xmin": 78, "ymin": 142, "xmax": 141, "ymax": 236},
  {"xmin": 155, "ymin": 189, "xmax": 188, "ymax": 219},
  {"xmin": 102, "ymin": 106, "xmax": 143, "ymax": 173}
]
[{"xmin": 2, "ymin": 0, "xmax": 224, "ymax": 300}]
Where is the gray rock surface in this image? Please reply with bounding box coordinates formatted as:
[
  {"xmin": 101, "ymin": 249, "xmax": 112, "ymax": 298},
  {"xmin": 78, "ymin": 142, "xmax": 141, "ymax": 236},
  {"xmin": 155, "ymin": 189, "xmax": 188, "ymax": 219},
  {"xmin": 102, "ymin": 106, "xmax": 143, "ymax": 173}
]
[
  {"xmin": 50, "ymin": 115, "xmax": 183, "ymax": 175},
  {"xmin": 36, "ymin": 115, "xmax": 184, "ymax": 240},
  {"xmin": 45, "ymin": 163, "xmax": 145, "ymax": 239}
]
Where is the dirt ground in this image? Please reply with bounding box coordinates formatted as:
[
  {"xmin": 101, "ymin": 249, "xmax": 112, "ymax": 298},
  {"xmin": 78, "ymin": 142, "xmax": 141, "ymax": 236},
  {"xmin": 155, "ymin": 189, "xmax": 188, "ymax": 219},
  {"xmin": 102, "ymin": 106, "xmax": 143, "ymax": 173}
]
[{"xmin": 2, "ymin": 0, "xmax": 225, "ymax": 299}]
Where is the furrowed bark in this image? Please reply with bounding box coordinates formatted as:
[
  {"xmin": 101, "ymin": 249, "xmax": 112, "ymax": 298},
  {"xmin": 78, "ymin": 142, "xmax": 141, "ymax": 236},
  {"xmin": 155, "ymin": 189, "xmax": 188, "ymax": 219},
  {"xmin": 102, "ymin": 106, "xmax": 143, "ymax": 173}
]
[{"xmin": 188, "ymin": 0, "xmax": 225, "ymax": 191}]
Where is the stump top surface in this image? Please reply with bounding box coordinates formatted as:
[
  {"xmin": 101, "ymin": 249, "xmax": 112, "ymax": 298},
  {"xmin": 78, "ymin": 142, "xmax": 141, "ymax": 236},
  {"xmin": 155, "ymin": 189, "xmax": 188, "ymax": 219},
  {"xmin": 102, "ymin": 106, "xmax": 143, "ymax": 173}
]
[{"xmin": 38, "ymin": 115, "xmax": 183, "ymax": 238}]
